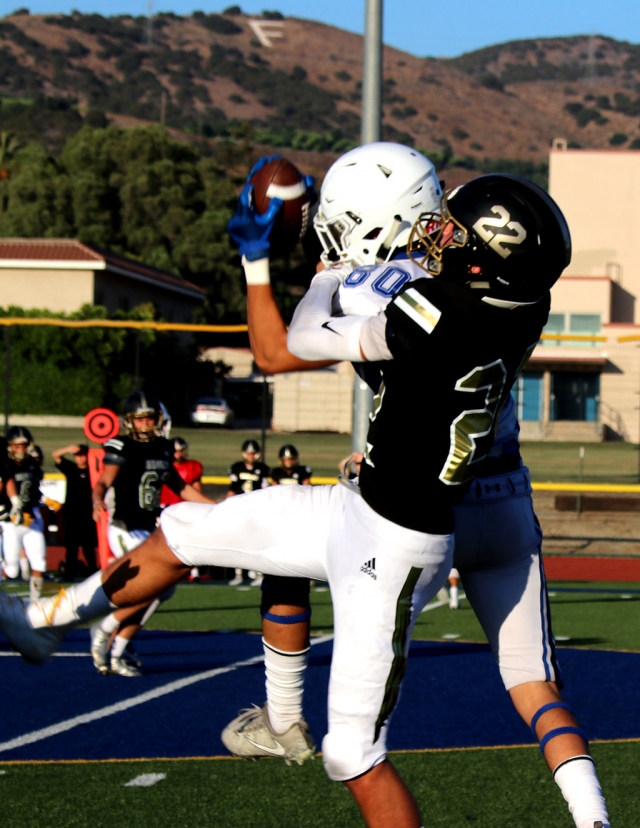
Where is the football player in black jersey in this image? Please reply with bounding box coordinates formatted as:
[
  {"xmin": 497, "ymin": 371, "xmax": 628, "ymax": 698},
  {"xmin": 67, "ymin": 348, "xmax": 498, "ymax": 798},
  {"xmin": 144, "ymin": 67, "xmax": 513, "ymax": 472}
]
[
  {"xmin": 89, "ymin": 391, "xmax": 213, "ymax": 677},
  {"xmin": 227, "ymin": 439, "xmax": 270, "ymax": 586},
  {"xmin": 270, "ymin": 445, "xmax": 312, "ymax": 486},
  {"xmin": 0, "ymin": 436, "xmax": 20, "ymax": 586},
  {"xmin": 0, "ymin": 169, "xmax": 608, "ymax": 828},
  {"xmin": 2, "ymin": 427, "xmax": 46, "ymax": 601}
]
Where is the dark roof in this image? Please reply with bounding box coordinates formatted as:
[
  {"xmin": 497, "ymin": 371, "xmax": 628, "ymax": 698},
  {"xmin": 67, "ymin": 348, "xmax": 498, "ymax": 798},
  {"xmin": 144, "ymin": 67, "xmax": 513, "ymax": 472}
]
[{"xmin": 0, "ymin": 238, "xmax": 207, "ymax": 299}]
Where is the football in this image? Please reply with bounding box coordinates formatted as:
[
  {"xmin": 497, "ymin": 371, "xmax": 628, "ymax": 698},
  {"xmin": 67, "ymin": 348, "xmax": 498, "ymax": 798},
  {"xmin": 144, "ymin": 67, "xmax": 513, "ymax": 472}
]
[{"xmin": 249, "ymin": 157, "xmax": 311, "ymax": 255}]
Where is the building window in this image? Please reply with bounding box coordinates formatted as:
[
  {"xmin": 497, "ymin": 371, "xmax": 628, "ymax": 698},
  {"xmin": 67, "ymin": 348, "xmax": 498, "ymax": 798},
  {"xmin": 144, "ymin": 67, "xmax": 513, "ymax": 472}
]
[
  {"xmin": 512, "ymin": 372, "xmax": 543, "ymax": 421},
  {"xmin": 542, "ymin": 313, "xmax": 601, "ymax": 348},
  {"xmin": 550, "ymin": 372, "xmax": 599, "ymax": 421}
]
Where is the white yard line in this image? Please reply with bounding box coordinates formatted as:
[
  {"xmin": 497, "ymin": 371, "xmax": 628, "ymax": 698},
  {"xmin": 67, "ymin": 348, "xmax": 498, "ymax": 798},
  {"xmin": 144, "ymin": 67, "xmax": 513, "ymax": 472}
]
[
  {"xmin": 124, "ymin": 773, "xmax": 166, "ymax": 787},
  {"xmin": 0, "ymin": 634, "xmax": 334, "ymax": 754},
  {"xmin": 420, "ymin": 592, "xmax": 466, "ymax": 613},
  {"xmin": 0, "ymin": 652, "xmax": 91, "ymax": 657}
]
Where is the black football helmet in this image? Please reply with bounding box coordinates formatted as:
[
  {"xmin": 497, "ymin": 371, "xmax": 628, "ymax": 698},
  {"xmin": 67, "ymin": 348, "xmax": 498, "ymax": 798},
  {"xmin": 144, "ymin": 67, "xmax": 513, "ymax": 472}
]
[
  {"xmin": 123, "ymin": 390, "xmax": 164, "ymax": 442},
  {"xmin": 7, "ymin": 426, "xmax": 34, "ymax": 461},
  {"xmin": 172, "ymin": 437, "xmax": 188, "ymax": 455},
  {"xmin": 407, "ymin": 174, "xmax": 571, "ymax": 305},
  {"xmin": 278, "ymin": 444, "xmax": 298, "ymax": 466},
  {"xmin": 242, "ymin": 439, "xmax": 261, "ymax": 461}
]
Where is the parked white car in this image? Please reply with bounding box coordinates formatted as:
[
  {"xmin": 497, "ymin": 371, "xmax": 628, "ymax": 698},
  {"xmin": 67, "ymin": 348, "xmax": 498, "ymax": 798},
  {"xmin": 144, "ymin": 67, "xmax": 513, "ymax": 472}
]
[{"xmin": 189, "ymin": 397, "xmax": 235, "ymax": 428}]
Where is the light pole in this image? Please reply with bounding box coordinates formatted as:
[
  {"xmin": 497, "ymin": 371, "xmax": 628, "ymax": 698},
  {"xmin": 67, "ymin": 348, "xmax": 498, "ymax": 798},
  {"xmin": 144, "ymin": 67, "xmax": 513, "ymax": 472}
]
[{"xmin": 352, "ymin": 0, "xmax": 383, "ymax": 454}]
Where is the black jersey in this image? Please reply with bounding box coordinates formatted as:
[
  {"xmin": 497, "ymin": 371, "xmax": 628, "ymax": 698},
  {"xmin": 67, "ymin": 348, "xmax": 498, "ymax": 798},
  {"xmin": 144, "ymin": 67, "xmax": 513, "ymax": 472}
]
[
  {"xmin": 358, "ymin": 277, "xmax": 550, "ymax": 535},
  {"xmin": 7, "ymin": 456, "xmax": 42, "ymax": 515},
  {"xmin": 103, "ymin": 436, "xmax": 185, "ymax": 532},
  {"xmin": 228, "ymin": 461, "xmax": 270, "ymax": 495},
  {"xmin": 271, "ymin": 465, "xmax": 312, "ymax": 485},
  {"xmin": 0, "ymin": 457, "xmax": 14, "ymax": 520}
]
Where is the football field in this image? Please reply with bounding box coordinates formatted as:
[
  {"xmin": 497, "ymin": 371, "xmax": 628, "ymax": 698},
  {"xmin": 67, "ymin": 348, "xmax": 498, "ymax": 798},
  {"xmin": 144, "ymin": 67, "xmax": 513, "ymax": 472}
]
[{"xmin": 0, "ymin": 581, "xmax": 638, "ymax": 826}]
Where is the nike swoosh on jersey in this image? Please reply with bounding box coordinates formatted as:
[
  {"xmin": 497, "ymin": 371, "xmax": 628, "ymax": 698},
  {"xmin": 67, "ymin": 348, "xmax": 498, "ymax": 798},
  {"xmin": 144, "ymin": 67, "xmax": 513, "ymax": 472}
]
[
  {"xmin": 244, "ymin": 736, "xmax": 287, "ymax": 756},
  {"xmin": 321, "ymin": 320, "xmax": 342, "ymax": 336}
]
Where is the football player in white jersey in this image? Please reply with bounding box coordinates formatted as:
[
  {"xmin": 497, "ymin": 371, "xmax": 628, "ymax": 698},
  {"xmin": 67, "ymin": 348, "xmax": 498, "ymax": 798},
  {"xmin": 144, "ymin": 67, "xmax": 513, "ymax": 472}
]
[
  {"xmin": 0, "ymin": 149, "xmax": 607, "ymax": 828},
  {"xmin": 221, "ymin": 148, "xmax": 610, "ymax": 828}
]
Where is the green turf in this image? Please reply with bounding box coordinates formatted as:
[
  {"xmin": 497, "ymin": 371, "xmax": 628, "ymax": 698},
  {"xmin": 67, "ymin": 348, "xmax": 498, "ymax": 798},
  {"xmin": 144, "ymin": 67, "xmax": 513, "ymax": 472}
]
[
  {"xmin": 29, "ymin": 426, "xmax": 353, "ymax": 479},
  {"xmin": 520, "ymin": 440, "xmax": 640, "ymax": 484},
  {"xmin": 2, "ymin": 581, "xmax": 637, "ymax": 826},
  {"xmin": 24, "ymin": 425, "xmax": 640, "ymax": 482},
  {"xmin": 0, "ymin": 741, "xmax": 633, "ymax": 827},
  {"xmin": 414, "ymin": 581, "xmax": 640, "ymax": 652}
]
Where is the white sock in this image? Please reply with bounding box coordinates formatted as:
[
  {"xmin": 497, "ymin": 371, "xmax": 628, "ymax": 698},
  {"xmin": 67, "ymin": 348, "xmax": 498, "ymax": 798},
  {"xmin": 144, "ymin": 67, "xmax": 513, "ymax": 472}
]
[
  {"xmin": 553, "ymin": 756, "xmax": 610, "ymax": 828},
  {"xmin": 110, "ymin": 634, "xmax": 130, "ymax": 659},
  {"xmin": 26, "ymin": 571, "xmax": 115, "ymax": 628},
  {"xmin": 100, "ymin": 612, "xmax": 120, "ymax": 635},
  {"xmin": 263, "ymin": 638, "xmax": 309, "ymax": 734},
  {"xmin": 20, "ymin": 557, "xmax": 30, "ymax": 581},
  {"xmin": 29, "ymin": 576, "xmax": 43, "ymax": 602}
]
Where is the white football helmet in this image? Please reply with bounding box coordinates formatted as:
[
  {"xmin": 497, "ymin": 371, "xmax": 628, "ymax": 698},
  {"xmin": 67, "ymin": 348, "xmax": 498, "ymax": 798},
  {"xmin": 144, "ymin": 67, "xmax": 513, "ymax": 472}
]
[{"xmin": 314, "ymin": 142, "xmax": 441, "ymax": 269}]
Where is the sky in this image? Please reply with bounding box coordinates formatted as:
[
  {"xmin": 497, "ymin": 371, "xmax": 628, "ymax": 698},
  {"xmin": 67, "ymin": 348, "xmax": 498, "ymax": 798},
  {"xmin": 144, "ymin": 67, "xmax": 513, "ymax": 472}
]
[{"xmin": 10, "ymin": 0, "xmax": 640, "ymax": 58}]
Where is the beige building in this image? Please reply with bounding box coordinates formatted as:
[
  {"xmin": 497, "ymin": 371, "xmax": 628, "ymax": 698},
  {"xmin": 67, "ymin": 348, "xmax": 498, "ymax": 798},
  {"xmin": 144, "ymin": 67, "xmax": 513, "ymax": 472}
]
[
  {"xmin": 201, "ymin": 346, "xmax": 355, "ymax": 433},
  {"xmin": 513, "ymin": 145, "xmax": 640, "ymax": 442},
  {"xmin": 0, "ymin": 238, "xmax": 207, "ymax": 321}
]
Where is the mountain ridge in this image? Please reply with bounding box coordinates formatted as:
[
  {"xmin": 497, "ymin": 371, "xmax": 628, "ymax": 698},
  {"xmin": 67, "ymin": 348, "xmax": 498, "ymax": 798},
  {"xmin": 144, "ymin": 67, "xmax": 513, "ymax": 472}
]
[{"xmin": 2, "ymin": 9, "xmax": 640, "ymax": 168}]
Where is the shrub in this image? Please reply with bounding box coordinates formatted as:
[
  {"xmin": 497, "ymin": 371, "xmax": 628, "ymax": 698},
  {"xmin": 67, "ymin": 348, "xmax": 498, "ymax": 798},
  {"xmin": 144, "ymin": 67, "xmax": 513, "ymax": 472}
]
[{"xmin": 609, "ymin": 133, "xmax": 628, "ymax": 146}]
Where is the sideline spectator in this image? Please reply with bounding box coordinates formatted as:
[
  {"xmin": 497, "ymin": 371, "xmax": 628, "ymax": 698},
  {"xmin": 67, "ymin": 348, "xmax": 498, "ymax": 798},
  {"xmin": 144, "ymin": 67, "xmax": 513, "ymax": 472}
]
[
  {"xmin": 270, "ymin": 445, "xmax": 311, "ymax": 486},
  {"xmin": 161, "ymin": 437, "xmax": 204, "ymax": 580},
  {"xmin": 51, "ymin": 444, "xmax": 97, "ymax": 579},
  {"xmin": 3, "ymin": 427, "xmax": 45, "ymax": 600},
  {"xmin": 227, "ymin": 439, "xmax": 269, "ymax": 586}
]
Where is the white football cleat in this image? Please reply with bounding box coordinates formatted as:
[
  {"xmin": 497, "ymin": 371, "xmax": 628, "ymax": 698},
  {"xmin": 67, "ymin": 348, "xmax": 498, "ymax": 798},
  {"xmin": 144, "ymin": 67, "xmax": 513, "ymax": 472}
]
[
  {"xmin": 0, "ymin": 592, "xmax": 66, "ymax": 663},
  {"xmin": 110, "ymin": 655, "xmax": 142, "ymax": 677},
  {"xmin": 221, "ymin": 704, "xmax": 315, "ymax": 766},
  {"xmin": 90, "ymin": 623, "xmax": 110, "ymax": 674}
]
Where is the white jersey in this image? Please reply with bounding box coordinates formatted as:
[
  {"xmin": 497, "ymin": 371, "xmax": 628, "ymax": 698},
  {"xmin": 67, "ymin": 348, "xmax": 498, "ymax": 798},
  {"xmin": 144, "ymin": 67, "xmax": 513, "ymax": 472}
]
[{"xmin": 332, "ymin": 254, "xmax": 425, "ymax": 318}]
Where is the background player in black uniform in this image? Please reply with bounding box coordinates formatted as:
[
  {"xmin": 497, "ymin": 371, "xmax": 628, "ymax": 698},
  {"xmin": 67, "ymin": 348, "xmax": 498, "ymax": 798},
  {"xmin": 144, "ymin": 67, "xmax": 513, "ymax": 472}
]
[
  {"xmin": 227, "ymin": 439, "xmax": 270, "ymax": 586},
  {"xmin": 270, "ymin": 445, "xmax": 312, "ymax": 486},
  {"xmin": 0, "ymin": 437, "xmax": 20, "ymax": 585},
  {"xmin": 52, "ymin": 444, "xmax": 97, "ymax": 579},
  {"xmin": 90, "ymin": 391, "xmax": 213, "ymax": 676},
  {"xmin": 3, "ymin": 427, "xmax": 46, "ymax": 601}
]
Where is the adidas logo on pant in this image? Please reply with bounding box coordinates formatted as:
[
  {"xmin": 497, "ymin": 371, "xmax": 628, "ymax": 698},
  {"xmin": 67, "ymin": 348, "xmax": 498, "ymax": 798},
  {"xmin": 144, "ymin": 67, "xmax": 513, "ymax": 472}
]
[{"xmin": 360, "ymin": 558, "xmax": 377, "ymax": 580}]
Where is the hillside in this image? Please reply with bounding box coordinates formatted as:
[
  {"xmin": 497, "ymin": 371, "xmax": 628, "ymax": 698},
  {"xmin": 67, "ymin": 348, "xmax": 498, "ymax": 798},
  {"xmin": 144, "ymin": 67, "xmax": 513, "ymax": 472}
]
[{"xmin": 2, "ymin": 8, "xmax": 640, "ymax": 174}]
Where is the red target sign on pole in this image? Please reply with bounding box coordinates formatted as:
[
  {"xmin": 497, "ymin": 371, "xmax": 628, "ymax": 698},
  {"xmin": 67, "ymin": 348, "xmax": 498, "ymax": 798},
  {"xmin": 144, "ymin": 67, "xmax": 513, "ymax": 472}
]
[
  {"xmin": 83, "ymin": 408, "xmax": 120, "ymax": 570},
  {"xmin": 83, "ymin": 408, "xmax": 120, "ymax": 445}
]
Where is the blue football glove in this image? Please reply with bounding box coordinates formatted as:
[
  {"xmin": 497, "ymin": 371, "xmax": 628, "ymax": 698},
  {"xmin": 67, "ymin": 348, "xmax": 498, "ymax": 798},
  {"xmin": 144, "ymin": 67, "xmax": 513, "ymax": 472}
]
[
  {"xmin": 303, "ymin": 174, "xmax": 318, "ymax": 206},
  {"xmin": 228, "ymin": 183, "xmax": 283, "ymax": 262}
]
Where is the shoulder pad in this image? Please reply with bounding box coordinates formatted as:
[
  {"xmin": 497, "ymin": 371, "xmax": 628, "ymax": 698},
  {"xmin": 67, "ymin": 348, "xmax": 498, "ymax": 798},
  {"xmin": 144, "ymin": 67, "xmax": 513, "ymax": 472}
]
[
  {"xmin": 386, "ymin": 278, "xmax": 442, "ymax": 336},
  {"xmin": 104, "ymin": 438, "xmax": 125, "ymax": 452}
]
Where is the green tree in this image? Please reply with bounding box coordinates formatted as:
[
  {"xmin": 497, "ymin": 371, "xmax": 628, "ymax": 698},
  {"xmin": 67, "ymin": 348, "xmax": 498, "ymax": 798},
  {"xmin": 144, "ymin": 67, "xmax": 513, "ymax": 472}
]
[{"xmin": 0, "ymin": 125, "xmax": 247, "ymax": 323}]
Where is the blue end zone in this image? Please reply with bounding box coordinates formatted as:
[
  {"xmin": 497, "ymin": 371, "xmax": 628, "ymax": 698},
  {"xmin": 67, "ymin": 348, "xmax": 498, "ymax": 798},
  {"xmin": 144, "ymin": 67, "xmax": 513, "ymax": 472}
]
[{"xmin": 0, "ymin": 631, "xmax": 638, "ymax": 762}]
